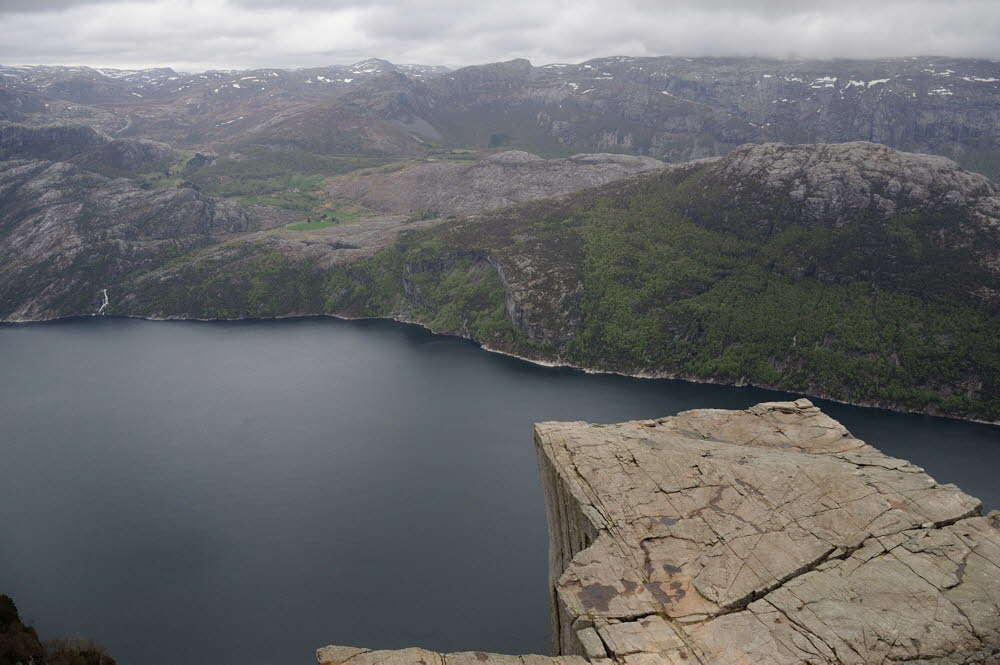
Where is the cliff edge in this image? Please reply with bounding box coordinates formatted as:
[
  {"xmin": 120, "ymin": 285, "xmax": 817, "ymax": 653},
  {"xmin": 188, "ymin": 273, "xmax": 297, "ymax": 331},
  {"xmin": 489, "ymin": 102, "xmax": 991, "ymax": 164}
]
[{"xmin": 318, "ymin": 399, "xmax": 1000, "ymax": 664}]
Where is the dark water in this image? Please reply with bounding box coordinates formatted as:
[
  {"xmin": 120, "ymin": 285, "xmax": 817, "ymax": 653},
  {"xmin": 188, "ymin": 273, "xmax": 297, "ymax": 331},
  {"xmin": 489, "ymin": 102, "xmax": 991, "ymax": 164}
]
[{"xmin": 1, "ymin": 317, "xmax": 997, "ymax": 665}]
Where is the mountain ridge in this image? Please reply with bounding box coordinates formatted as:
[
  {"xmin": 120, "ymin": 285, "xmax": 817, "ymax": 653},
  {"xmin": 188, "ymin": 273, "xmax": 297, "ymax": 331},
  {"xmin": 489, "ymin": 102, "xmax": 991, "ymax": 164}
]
[
  {"xmin": 2, "ymin": 55, "xmax": 998, "ymax": 164},
  {"xmin": 1, "ymin": 55, "xmax": 998, "ymax": 422},
  {"xmin": 12, "ymin": 141, "xmax": 987, "ymax": 422}
]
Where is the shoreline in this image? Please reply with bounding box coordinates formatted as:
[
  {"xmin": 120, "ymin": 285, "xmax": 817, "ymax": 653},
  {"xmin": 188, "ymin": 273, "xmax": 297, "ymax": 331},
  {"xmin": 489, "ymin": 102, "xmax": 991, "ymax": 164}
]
[{"xmin": 4, "ymin": 310, "xmax": 998, "ymax": 428}]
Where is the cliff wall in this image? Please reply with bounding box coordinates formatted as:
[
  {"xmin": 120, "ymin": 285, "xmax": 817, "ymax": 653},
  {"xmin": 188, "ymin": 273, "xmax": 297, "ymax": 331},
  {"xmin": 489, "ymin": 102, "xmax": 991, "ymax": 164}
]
[{"xmin": 317, "ymin": 400, "xmax": 1000, "ymax": 665}]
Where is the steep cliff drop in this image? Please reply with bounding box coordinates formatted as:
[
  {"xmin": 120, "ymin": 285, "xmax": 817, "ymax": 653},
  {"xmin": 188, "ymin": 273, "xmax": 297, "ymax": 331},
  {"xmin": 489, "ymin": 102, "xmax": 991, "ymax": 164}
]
[{"xmin": 317, "ymin": 400, "xmax": 1000, "ymax": 664}]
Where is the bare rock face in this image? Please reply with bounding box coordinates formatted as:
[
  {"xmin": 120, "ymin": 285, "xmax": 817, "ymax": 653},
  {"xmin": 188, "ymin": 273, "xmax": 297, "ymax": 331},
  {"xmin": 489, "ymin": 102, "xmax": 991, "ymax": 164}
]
[
  {"xmin": 317, "ymin": 400, "xmax": 1000, "ymax": 665},
  {"xmin": 713, "ymin": 141, "xmax": 1000, "ymax": 227},
  {"xmin": 0, "ymin": 122, "xmax": 178, "ymax": 172},
  {"xmin": 317, "ymin": 647, "xmax": 588, "ymax": 665},
  {"xmin": 0, "ymin": 121, "xmax": 111, "ymax": 161},
  {"xmin": 684, "ymin": 142, "xmax": 1000, "ymax": 310},
  {"xmin": 0, "ymin": 159, "xmax": 264, "ymax": 320},
  {"xmin": 326, "ymin": 151, "xmax": 666, "ymax": 217},
  {"xmin": 94, "ymin": 138, "xmax": 178, "ymax": 171},
  {"xmin": 3, "ymin": 57, "xmax": 998, "ymax": 161},
  {"xmin": 536, "ymin": 399, "xmax": 999, "ymax": 663}
]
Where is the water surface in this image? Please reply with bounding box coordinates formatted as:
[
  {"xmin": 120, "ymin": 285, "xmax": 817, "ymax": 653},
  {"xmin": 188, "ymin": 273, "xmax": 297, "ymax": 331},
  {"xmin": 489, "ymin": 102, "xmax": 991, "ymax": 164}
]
[{"xmin": 1, "ymin": 317, "xmax": 997, "ymax": 665}]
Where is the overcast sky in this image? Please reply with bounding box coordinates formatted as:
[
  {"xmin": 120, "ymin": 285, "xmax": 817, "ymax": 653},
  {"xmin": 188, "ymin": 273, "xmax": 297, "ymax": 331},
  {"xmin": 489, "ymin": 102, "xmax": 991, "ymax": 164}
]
[{"xmin": 2, "ymin": 0, "xmax": 999, "ymax": 71}]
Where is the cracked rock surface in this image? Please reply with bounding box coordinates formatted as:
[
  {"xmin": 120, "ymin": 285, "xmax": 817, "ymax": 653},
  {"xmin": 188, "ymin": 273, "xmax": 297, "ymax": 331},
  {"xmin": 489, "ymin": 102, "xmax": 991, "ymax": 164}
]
[{"xmin": 318, "ymin": 399, "xmax": 999, "ymax": 665}]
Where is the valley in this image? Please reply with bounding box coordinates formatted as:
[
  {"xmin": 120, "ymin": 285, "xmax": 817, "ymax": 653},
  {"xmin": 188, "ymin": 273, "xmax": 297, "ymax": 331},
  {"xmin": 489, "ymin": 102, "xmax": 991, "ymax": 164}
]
[
  {"xmin": 1, "ymin": 55, "xmax": 999, "ymax": 423},
  {"xmin": 2, "ymin": 0, "xmax": 1000, "ymax": 653}
]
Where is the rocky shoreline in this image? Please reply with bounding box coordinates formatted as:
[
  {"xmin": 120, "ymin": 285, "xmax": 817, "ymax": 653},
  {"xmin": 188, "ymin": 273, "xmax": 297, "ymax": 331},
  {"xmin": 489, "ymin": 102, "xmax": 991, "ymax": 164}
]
[
  {"xmin": 3, "ymin": 310, "xmax": 999, "ymax": 427},
  {"xmin": 317, "ymin": 399, "xmax": 1000, "ymax": 664},
  {"xmin": 2, "ymin": 142, "xmax": 997, "ymax": 424}
]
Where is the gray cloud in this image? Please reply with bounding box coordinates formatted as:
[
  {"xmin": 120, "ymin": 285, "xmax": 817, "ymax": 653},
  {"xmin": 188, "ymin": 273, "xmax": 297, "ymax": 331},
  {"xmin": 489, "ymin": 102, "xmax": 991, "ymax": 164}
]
[
  {"xmin": 0, "ymin": 0, "xmax": 101, "ymax": 10},
  {"xmin": 1, "ymin": 0, "xmax": 998, "ymax": 71}
]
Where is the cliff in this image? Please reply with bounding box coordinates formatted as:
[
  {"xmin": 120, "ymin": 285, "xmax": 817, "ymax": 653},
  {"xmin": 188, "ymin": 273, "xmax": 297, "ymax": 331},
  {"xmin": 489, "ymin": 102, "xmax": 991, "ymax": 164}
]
[
  {"xmin": 3, "ymin": 142, "xmax": 999, "ymax": 422},
  {"xmin": 317, "ymin": 399, "xmax": 1000, "ymax": 665},
  {"xmin": 3, "ymin": 57, "xmax": 999, "ymax": 163},
  {"xmin": 0, "ymin": 159, "xmax": 270, "ymax": 320},
  {"xmin": 0, "ymin": 121, "xmax": 110, "ymax": 161},
  {"xmin": 318, "ymin": 142, "xmax": 999, "ymax": 421},
  {"xmin": 0, "ymin": 121, "xmax": 177, "ymax": 173}
]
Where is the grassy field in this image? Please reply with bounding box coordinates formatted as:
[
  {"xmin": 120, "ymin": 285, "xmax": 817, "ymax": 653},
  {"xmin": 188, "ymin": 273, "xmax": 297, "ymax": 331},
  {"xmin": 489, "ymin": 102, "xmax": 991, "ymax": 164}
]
[
  {"xmin": 286, "ymin": 220, "xmax": 337, "ymax": 231},
  {"xmin": 285, "ymin": 200, "xmax": 378, "ymax": 231},
  {"xmin": 184, "ymin": 148, "xmax": 390, "ymax": 216},
  {"xmin": 186, "ymin": 149, "xmax": 494, "ymax": 219},
  {"xmin": 78, "ymin": 149, "xmax": 194, "ymax": 190},
  {"xmin": 189, "ymin": 148, "xmax": 389, "ymax": 181}
]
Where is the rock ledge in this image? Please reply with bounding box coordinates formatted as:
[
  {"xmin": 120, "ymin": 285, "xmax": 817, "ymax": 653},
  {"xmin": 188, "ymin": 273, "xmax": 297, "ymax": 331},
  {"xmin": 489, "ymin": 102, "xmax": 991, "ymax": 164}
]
[{"xmin": 318, "ymin": 400, "xmax": 1000, "ymax": 665}]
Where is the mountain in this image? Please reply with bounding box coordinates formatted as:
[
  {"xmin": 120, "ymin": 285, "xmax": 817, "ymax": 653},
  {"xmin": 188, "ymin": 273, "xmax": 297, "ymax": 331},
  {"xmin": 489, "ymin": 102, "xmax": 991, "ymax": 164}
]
[
  {"xmin": 0, "ymin": 145, "xmax": 668, "ymax": 321},
  {"xmin": 1, "ymin": 121, "xmax": 177, "ymax": 173},
  {"xmin": 1, "ymin": 56, "xmax": 997, "ymax": 167},
  {"xmin": 325, "ymin": 150, "xmax": 665, "ymax": 216},
  {"xmin": 19, "ymin": 141, "xmax": 984, "ymax": 422},
  {"xmin": 0, "ymin": 158, "xmax": 277, "ymax": 321},
  {"xmin": 417, "ymin": 55, "xmax": 1000, "ymax": 161},
  {"xmin": 316, "ymin": 142, "xmax": 999, "ymax": 421},
  {"xmin": 1, "ymin": 55, "xmax": 999, "ymax": 422}
]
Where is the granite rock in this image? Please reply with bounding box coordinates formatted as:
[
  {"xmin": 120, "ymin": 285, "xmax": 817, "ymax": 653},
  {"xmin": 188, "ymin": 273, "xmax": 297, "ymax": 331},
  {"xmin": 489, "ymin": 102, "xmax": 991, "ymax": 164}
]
[
  {"xmin": 317, "ymin": 399, "xmax": 1000, "ymax": 665},
  {"xmin": 326, "ymin": 151, "xmax": 666, "ymax": 217}
]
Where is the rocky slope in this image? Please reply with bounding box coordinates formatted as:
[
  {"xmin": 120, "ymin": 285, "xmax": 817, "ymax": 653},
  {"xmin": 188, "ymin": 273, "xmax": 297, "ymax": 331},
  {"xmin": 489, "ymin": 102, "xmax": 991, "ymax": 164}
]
[
  {"xmin": 2, "ymin": 56, "xmax": 998, "ymax": 164},
  {"xmin": 0, "ymin": 147, "xmax": 664, "ymax": 321},
  {"xmin": 316, "ymin": 399, "xmax": 1000, "ymax": 664},
  {"xmin": 0, "ymin": 121, "xmax": 178, "ymax": 173},
  {"xmin": 0, "ymin": 159, "xmax": 271, "ymax": 320},
  {"xmin": 84, "ymin": 136, "xmax": 178, "ymax": 172},
  {"xmin": 2, "ymin": 142, "xmax": 998, "ymax": 421},
  {"xmin": 0, "ymin": 121, "xmax": 110, "ymax": 160},
  {"xmin": 326, "ymin": 150, "xmax": 666, "ymax": 216},
  {"xmin": 421, "ymin": 55, "xmax": 1000, "ymax": 161},
  {"xmin": 317, "ymin": 142, "xmax": 1000, "ymax": 421}
]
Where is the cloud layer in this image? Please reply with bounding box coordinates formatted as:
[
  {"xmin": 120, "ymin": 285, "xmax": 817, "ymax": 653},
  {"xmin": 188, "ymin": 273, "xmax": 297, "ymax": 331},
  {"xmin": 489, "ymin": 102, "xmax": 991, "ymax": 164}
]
[{"xmin": 2, "ymin": 0, "xmax": 999, "ymax": 71}]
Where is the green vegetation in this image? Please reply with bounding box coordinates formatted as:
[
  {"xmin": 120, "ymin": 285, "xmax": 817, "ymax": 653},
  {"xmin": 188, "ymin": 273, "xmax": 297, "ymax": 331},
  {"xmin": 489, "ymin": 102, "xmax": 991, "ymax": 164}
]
[
  {"xmin": 285, "ymin": 200, "xmax": 378, "ymax": 230},
  {"xmin": 137, "ymin": 170, "xmax": 187, "ymax": 190},
  {"xmin": 428, "ymin": 106, "xmax": 579, "ymax": 157},
  {"xmin": 74, "ymin": 148, "xmax": 191, "ymax": 190},
  {"xmin": 286, "ymin": 219, "xmax": 337, "ymax": 231},
  {"xmin": 113, "ymin": 155, "xmax": 999, "ymax": 421},
  {"xmin": 185, "ymin": 148, "xmax": 389, "ymax": 216},
  {"xmin": 1, "ymin": 594, "xmax": 115, "ymax": 665},
  {"xmin": 188, "ymin": 148, "xmax": 388, "ymax": 181},
  {"xmin": 212, "ymin": 172, "xmax": 323, "ymax": 199},
  {"xmin": 426, "ymin": 148, "xmax": 482, "ymax": 161},
  {"xmin": 82, "ymin": 159, "xmax": 177, "ymax": 184},
  {"xmin": 406, "ymin": 209, "xmax": 441, "ymax": 222},
  {"xmin": 325, "ymin": 247, "xmax": 525, "ymax": 346},
  {"xmin": 957, "ymin": 149, "xmax": 1000, "ymax": 182},
  {"xmin": 488, "ymin": 133, "xmax": 513, "ymax": 148},
  {"xmin": 121, "ymin": 245, "xmax": 327, "ymax": 320},
  {"xmin": 353, "ymin": 160, "xmax": 414, "ymax": 177},
  {"xmin": 557, "ymin": 169, "xmax": 999, "ymax": 418},
  {"xmin": 310, "ymin": 163, "xmax": 999, "ymax": 420},
  {"xmin": 122, "ymin": 235, "xmax": 527, "ymax": 351}
]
